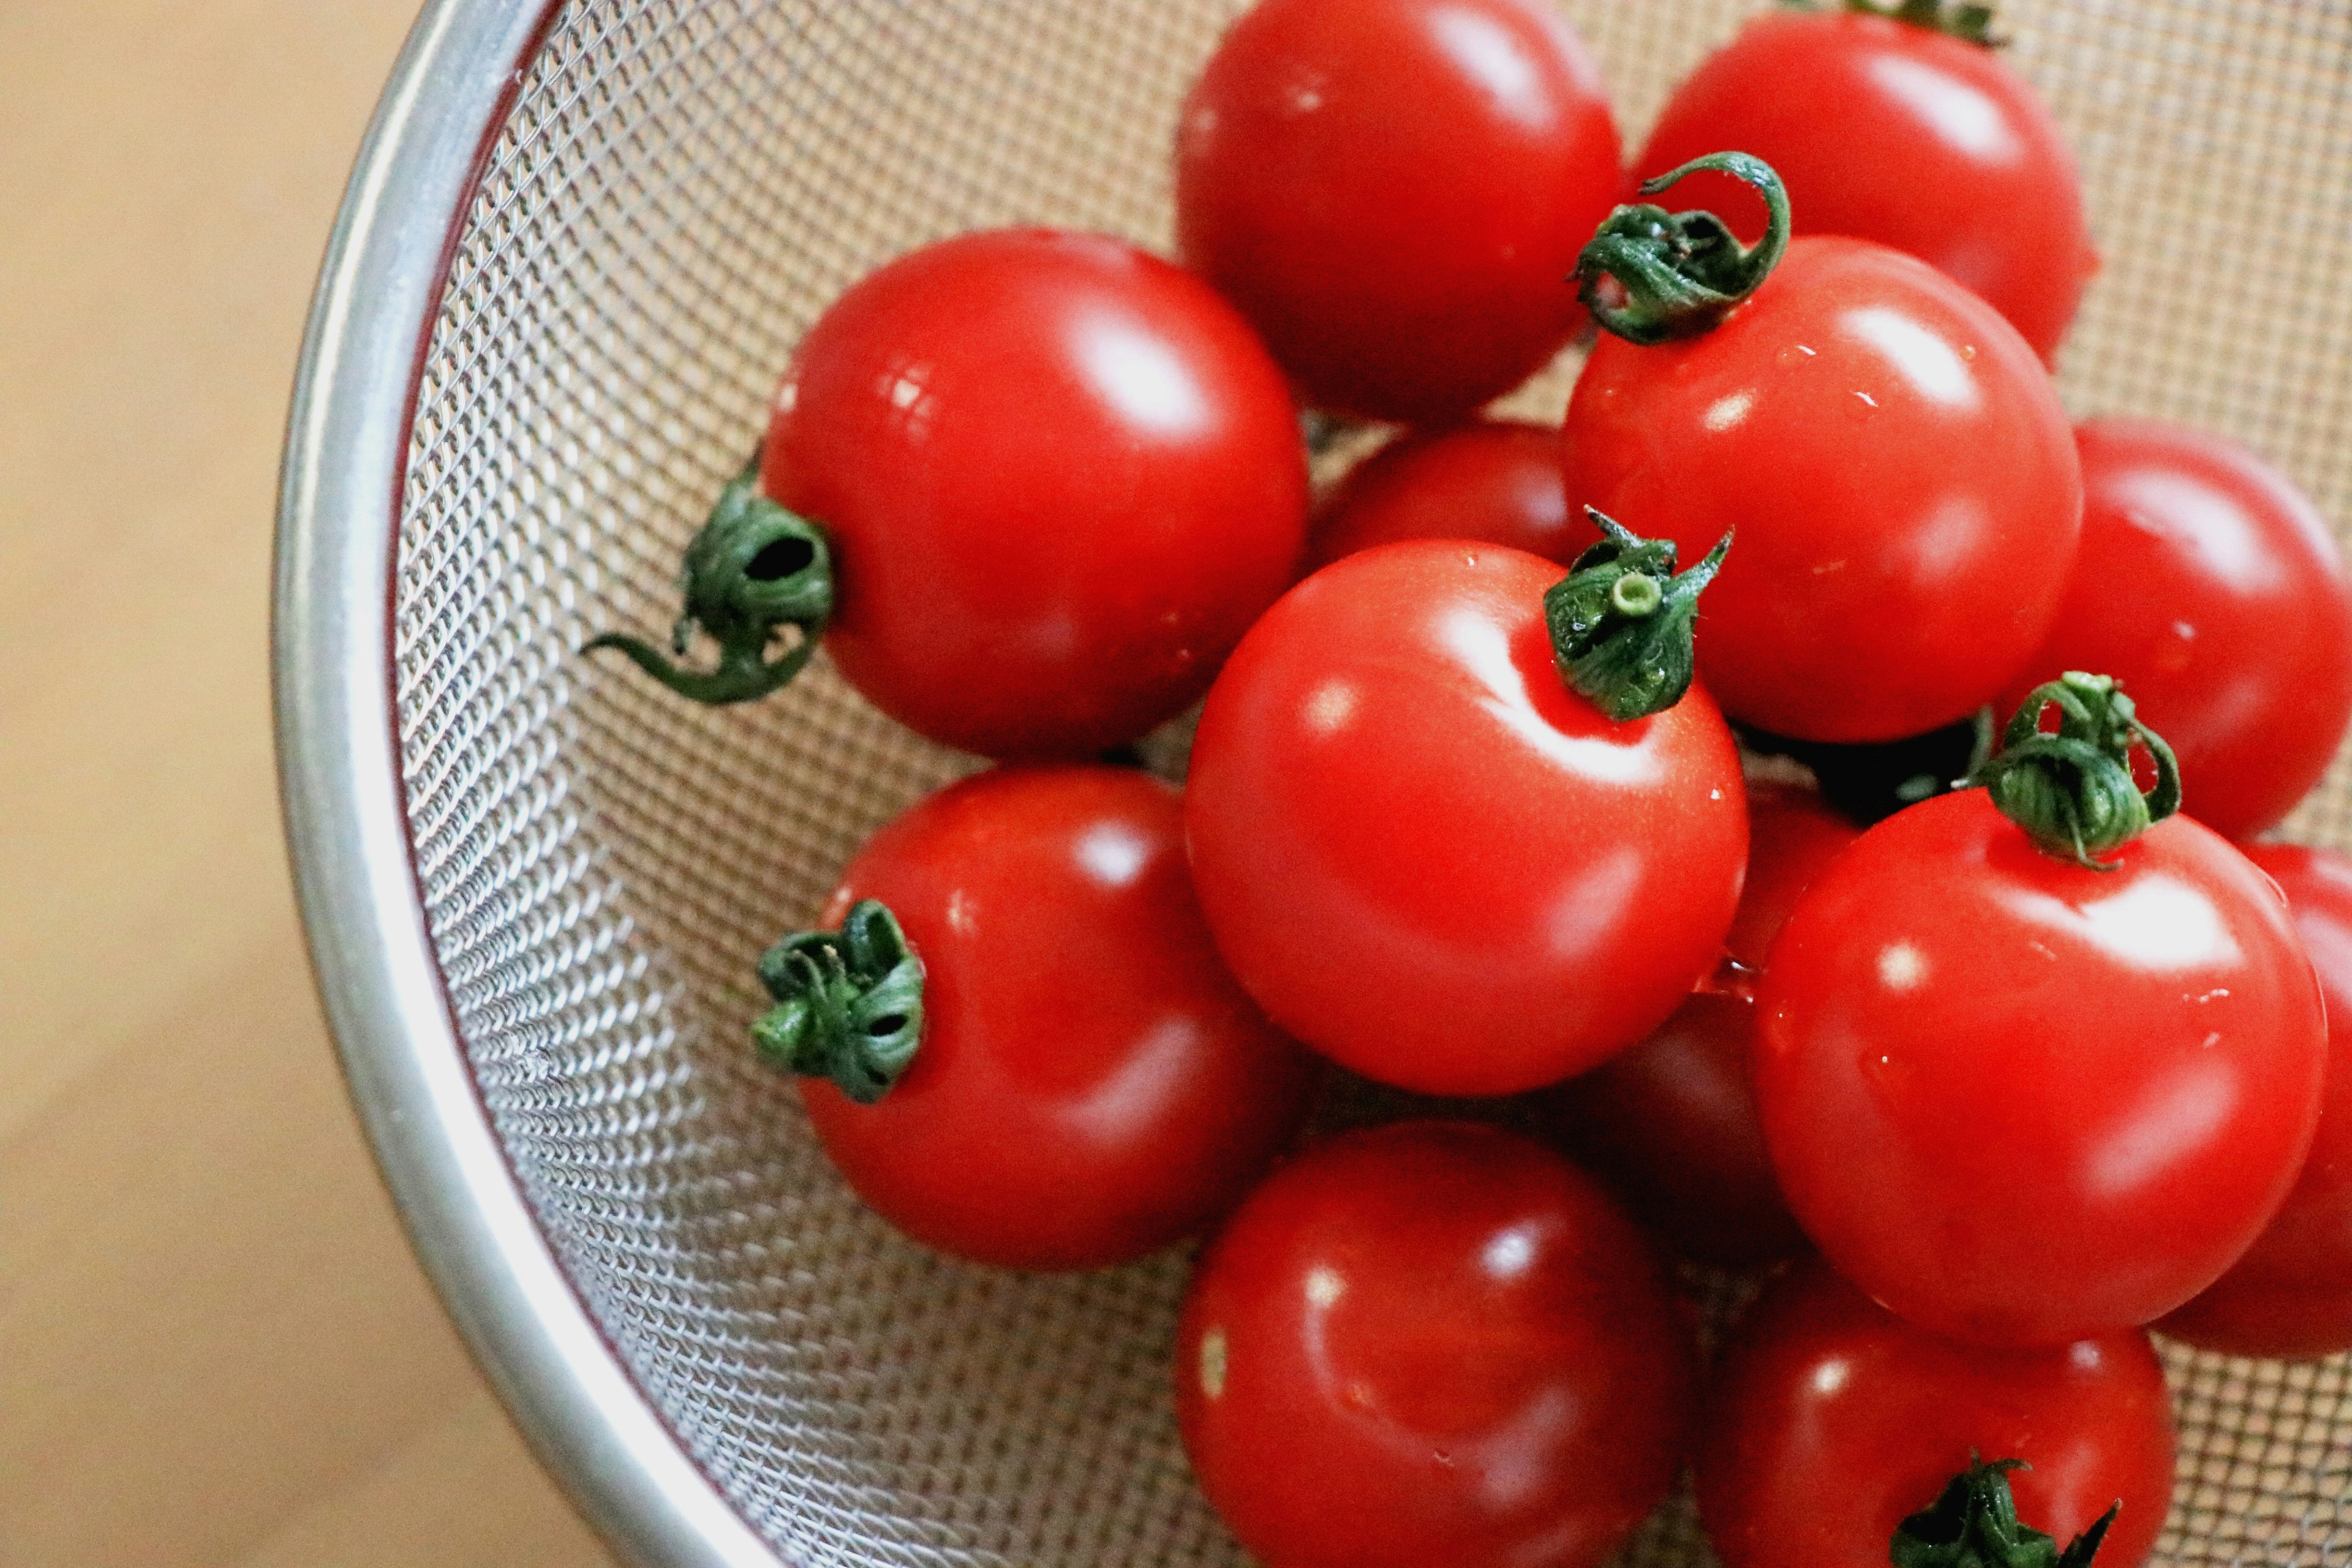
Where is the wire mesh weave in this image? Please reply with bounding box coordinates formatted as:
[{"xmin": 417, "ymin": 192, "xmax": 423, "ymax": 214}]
[{"xmin": 391, "ymin": 1, "xmax": 2352, "ymax": 1562}]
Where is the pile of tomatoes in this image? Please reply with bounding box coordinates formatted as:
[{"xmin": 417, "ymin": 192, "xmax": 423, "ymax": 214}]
[{"xmin": 590, "ymin": 2, "xmax": 2352, "ymax": 1564}]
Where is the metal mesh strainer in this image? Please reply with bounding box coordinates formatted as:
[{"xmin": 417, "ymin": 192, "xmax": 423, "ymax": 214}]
[{"xmin": 274, "ymin": 1, "xmax": 2352, "ymax": 1563}]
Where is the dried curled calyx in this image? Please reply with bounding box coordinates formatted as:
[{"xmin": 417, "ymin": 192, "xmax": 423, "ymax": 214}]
[
  {"xmin": 1969, "ymin": 672, "xmax": 2181, "ymax": 870},
  {"xmin": 753, "ymin": 899, "xmax": 925, "ymax": 1104},
  {"xmin": 1892, "ymin": 1456, "xmax": 2119, "ymax": 1568},
  {"xmin": 1786, "ymin": 0, "xmax": 2003, "ymax": 48},
  {"xmin": 1545, "ymin": 508, "xmax": 1732, "ymax": 722},
  {"xmin": 1573, "ymin": 151, "xmax": 1791, "ymax": 346},
  {"xmin": 584, "ymin": 449, "xmax": 833, "ymax": 705}
]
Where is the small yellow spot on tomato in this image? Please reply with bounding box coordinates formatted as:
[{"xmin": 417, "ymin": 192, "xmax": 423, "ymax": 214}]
[{"xmin": 1199, "ymin": 1327, "xmax": 1227, "ymax": 1400}]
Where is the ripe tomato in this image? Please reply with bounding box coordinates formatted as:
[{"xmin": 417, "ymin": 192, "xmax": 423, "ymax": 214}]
[
  {"xmin": 1564, "ymin": 233, "xmax": 2081, "ymax": 744},
  {"xmin": 2161, "ymin": 843, "xmax": 2352, "ymax": 1358},
  {"xmin": 782, "ymin": 766, "xmax": 1317, "ymax": 1271},
  {"xmin": 1175, "ymin": 1121, "xmax": 1697, "ymax": 1568},
  {"xmin": 1754, "ymin": 786, "xmax": 2328, "ymax": 1345},
  {"xmin": 1185, "ymin": 538, "xmax": 1747, "ymax": 1096},
  {"xmin": 1999, "ymin": 419, "xmax": 2352, "ymax": 842},
  {"xmin": 1176, "ymin": 0, "xmax": 1621, "ymax": 422},
  {"xmin": 760, "ymin": 229, "xmax": 1308, "ymax": 759},
  {"xmin": 1697, "ymin": 1260, "xmax": 2174, "ymax": 1568},
  {"xmin": 1636, "ymin": 8, "xmax": 2094, "ymax": 363},
  {"xmin": 1551, "ymin": 784, "xmax": 1857, "ymax": 1265},
  {"xmin": 1307, "ymin": 420, "xmax": 1572, "ymax": 571}
]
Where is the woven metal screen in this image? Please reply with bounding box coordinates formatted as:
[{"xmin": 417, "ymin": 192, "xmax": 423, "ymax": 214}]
[{"xmin": 391, "ymin": 1, "xmax": 2352, "ymax": 1562}]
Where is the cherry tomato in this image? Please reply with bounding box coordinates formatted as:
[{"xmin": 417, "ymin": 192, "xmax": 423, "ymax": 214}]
[
  {"xmin": 794, "ymin": 766, "xmax": 1317, "ymax": 1270},
  {"xmin": 2162, "ymin": 843, "xmax": 2352, "ymax": 1357},
  {"xmin": 1185, "ymin": 540, "xmax": 1747, "ymax": 1096},
  {"xmin": 1307, "ymin": 420, "xmax": 1572, "ymax": 570},
  {"xmin": 1636, "ymin": 9, "xmax": 2094, "ymax": 363},
  {"xmin": 1999, "ymin": 419, "xmax": 2352, "ymax": 841},
  {"xmin": 1754, "ymin": 788, "xmax": 2328, "ymax": 1345},
  {"xmin": 1175, "ymin": 1121, "xmax": 1697, "ymax": 1568},
  {"xmin": 1552, "ymin": 784, "xmax": 1858, "ymax": 1265},
  {"xmin": 1697, "ymin": 1259, "xmax": 2174, "ymax": 1568},
  {"xmin": 1564, "ymin": 235, "xmax": 2081, "ymax": 744},
  {"xmin": 761, "ymin": 228, "xmax": 1308, "ymax": 759},
  {"xmin": 1176, "ymin": 0, "xmax": 1622, "ymax": 422}
]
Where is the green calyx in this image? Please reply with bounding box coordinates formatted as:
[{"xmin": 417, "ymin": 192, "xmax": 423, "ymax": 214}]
[
  {"xmin": 1968, "ymin": 672, "xmax": 2181, "ymax": 871},
  {"xmin": 584, "ymin": 450, "xmax": 833, "ymax": 705},
  {"xmin": 1573, "ymin": 151, "xmax": 1792, "ymax": 346},
  {"xmin": 752, "ymin": 899, "xmax": 925, "ymax": 1104},
  {"xmin": 1892, "ymin": 1457, "xmax": 2119, "ymax": 1568},
  {"xmin": 1545, "ymin": 508, "xmax": 1732, "ymax": 722},
  {"xmin": 1784, "ymin": 0, "xmax": 2003, "ymax": 47}
]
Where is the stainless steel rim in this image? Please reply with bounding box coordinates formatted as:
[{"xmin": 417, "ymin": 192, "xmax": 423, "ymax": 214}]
[{"xmin": 271, "ymin": 2, "xmax": 781, "ymax": 1561}]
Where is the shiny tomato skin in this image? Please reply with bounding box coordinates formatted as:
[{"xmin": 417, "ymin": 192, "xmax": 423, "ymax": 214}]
[
  {"xmin": 1308, "ymin": 420, "xmax": 1573, "ymax": 570},
  {"xmin": 1697, "ymin": 1260, "xmax": 2174, "ymax": 1568},
  {"xmin": 1185, "ymin": 540, "xmax": 1748, "ymax": 1097},
  {"xmin": 799, "ymin": 766, "xmax": 1318, "ymax": 1271},
  {"xmin": 2161, "ymin": 844, "xmax": 2352, "ymax": 1357},
  {"xmin": 1637, "ymin": 10, "xmax": 2095, "ymax": 363},
  {"xmin": 1754, "ymin": 790, "xmax": 2327, "ymax": 1346},
  {"xmin": 1999, "ymin": 419, "xmax": 2352, "ymax": 841},
  {"xmin": 762, "ymin": 228, "xmax": 1308, "ymax": 760},
  {"xmin": 1175, "ymin": 1121, "xmax": 1698, "ymax": 1568},
  {"xmin": 1176, "ymin": 0, "xmax": 1622, "ymax": 423},
  {"xmin": 1564, "ymin": 235, "xmax": 2081, "ymax": 745},
  {"xmin": 1553, "ymin": 785, "xmax": 1858, "ymax": 1265}
]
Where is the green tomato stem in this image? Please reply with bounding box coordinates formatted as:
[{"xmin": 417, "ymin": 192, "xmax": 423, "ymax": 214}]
[
  {"xmin": 1574, "ymin": 151, "xmax": 1792, "ymax": 347},
  {"xmin": 752, "ymin": 899, "xmax": 925, "ymax": 1104},
  {"xmin": 1784, "ymin": 0, "xmax": 2003, "ymax": 48},
  {"xmin": 1545, "ymin": 508, "xmax": 1732, "ymax": 722},
  {"xmin": 1968, "ymin": 672, "xmax": 2181, "ymax": 870},
  {"xmin": 1891, "ymin": 1455, "xmax": 2119, "ymax": 1568},
  {"xmin": 584, "ymin": 448, "xmax": 833, "ymax": 705}
]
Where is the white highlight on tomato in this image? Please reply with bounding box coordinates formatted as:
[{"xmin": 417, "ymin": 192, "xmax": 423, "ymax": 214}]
[
  {"xmin": 1305, "ymin": 1265, "xmax": 1348, "ymax": 1308},
  {"xmin": 1074, "ymin": 313, "xmax": 1213, "ymax": 437},
  {"xmin": 1199, "ymin": 1327, "xmax": 1228, "ymax": 1399},
  {"xmin": 1074, "ymin": 821, "xmax": 1152, "ymax": 888},
  {"xmin": 1843, "ymin": 304, "xmax": 1981, "ymax": 411},
  {"xmin": 1877, "ymin": 940, "xmax": 1929, "ymax": 992},
  {"xmin": 1303, "ymin": 679, "xmax": 1359, "ymax": 737},
  {"xmin": 1864, "ymin": 51, "xmax": 2021, "ymax": 164},
  {"xmin": 1425, "ymin": 4, "xmax": 1551, "ymax": 132},
  {"xmin": 1703, "ymin": 390, "xmax": 1756, "ymax": 432}
]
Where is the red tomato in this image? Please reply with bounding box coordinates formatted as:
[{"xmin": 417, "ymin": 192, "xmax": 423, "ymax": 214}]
[
  {"xmin": 1552, "ymin": 784, "xmax": 1858, "ymax": 1264},
  {"xmin": 1999, "ymin": 419, "xmax": 2352, "ymax": 841},
  {"xmin": 1175, "ymin": 1121, "xmax": 1697, "ymax": 1568},
  {"xmin": 1185, "ymin": 540, "xmax": 1747, "ymax": 1096},
  {"xmin": 1564, "ymin": 235, "xmax": 2081, "ymax": 744},
  {"xmin": 1697, "ymin": 1260, "xmax": 2174, "ymax": 1568},
  {"xmin": 2162, "ymin": 843, "xmax": 2352, "ymax": 1357},
  {"xmin": 793, "ymin": 766, "xmax": 1317, "ymax": 1270},
  {"xmin": 1176, "ymin": 0, "xmax": 1621, "ymax": 422},
  {"xmin": 761, "ymin": 229, "xmax": 1308, "ymax": 759},
  {"xmin": 1755, "ymin": 788, "xmax": 2328, "ymax": 1345},
  {"xmin": 1307, "ymin": 420, "xmax": 1572, "ymax": 570},
  {"xmin": 1719, "ymin": 783, "xmax": 1869, "ymax": 976},
  {"xmin": 1636, "ymin": 9, "xmax": 2094, "ymax": 363}
]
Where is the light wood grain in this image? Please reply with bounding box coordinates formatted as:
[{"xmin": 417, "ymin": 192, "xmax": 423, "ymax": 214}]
[{"xmin": 1, "ymin": 4, "xmax": 617, "ymax": 1564}]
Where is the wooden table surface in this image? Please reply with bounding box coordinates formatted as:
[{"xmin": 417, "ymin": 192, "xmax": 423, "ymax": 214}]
[{"xmin": 2, "ymin": 4, "xmax": 617, "ymax": 1563}]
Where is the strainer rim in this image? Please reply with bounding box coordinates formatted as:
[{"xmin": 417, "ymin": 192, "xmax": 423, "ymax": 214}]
[{"xmin": 271, "ymin": 2, "xmax": 782, "ymax": 1562}]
